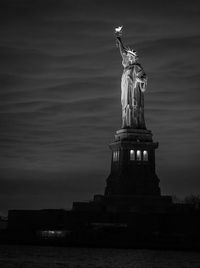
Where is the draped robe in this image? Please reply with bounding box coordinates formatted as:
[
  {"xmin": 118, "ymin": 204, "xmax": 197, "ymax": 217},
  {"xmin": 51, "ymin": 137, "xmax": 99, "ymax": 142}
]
[{"xmin": 121, "ymin": 54, "xmax": 147, "ymax": 129}]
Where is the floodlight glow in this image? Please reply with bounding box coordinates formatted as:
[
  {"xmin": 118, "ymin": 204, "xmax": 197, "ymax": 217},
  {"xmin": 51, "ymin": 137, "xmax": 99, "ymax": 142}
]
[
  {"xmin": 130, "ymin": 149, "xmax": 135, "ymax": 160},
  {"xmin": 143, "ymin": 150, "xmax": 148, "ymax": 161},
  {"xmin": 137, "ymin": 150, "xmax": 141, "ymax": 161}
]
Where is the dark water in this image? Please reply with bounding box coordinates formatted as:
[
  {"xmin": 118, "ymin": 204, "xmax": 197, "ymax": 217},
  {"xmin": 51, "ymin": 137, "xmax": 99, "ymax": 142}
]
[{"xmin": 0, "ymin": 245, "xmax": 200, "ymax": 268}]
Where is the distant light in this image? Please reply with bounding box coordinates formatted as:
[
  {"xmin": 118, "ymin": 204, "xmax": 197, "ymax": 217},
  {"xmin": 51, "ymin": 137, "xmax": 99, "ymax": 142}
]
[{"xmin": 39, "ymin": 230, "xmax": 66, "ymax": 239}]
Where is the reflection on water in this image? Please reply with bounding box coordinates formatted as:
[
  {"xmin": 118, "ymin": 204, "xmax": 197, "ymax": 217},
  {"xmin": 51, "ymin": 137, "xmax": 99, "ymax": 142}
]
[{"xmin": 0, "ymin": 245, "xmax": 200, "ymax": 268}]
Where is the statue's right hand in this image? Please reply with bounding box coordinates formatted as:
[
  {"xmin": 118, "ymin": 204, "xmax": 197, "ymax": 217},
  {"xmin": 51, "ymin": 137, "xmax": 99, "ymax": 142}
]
[{"xmin": 115, "ymin": 32, "xmax": 121, "ymax": 37}]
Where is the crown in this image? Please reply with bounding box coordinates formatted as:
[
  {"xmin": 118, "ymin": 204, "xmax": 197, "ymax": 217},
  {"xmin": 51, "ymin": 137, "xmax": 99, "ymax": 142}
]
[{"xmin": 126, "ymin": 49, "xmax": 137, "ymax": 57}]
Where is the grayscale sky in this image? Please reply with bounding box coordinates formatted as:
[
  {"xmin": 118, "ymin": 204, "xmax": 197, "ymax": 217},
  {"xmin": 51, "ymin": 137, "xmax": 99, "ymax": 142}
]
[{"xmin": 0, "ymin": 0, "xmax": 200, "ymax": 214}]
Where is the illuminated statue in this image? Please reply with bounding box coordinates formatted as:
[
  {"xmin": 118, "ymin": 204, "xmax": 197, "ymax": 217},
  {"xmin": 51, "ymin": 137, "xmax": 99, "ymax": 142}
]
[{"xmin": 115, "ymin": 26, "xmax": 147, "ymax": 129}]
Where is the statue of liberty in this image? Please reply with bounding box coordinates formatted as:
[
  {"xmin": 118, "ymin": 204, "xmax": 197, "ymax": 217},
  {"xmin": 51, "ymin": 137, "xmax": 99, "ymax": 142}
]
[{"xmin": 115, "ymin": 26, "xmax": 147, "ymax": 129}]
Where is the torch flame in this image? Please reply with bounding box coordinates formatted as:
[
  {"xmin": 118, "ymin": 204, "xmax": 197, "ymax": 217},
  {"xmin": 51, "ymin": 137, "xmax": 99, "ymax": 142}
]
[{"xmin": 115, "ymin": 26, "xmax": 123, "ymax": 33}]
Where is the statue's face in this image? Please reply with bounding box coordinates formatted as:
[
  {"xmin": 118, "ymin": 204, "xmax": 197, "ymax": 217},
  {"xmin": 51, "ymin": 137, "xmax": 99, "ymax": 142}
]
[{"xmin": 127, "ymin": 53, "xmax": 136, "ymax": 63}]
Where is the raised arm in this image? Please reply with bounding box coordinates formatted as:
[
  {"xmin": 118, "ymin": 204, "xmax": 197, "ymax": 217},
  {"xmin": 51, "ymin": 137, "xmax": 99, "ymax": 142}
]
[
  {"xmin": 115, "ymin": 26, "xmax": 127, "ymax": 58},
  {"xmin": 116, "ymin": 36, "xmax": 127, "ymax": 57}
]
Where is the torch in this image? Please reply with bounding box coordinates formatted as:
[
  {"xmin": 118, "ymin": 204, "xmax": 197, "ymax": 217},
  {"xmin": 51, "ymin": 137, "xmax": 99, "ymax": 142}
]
[{"xmin": 114, "ymin": 26, "xmax": 123, "ymax": 47}]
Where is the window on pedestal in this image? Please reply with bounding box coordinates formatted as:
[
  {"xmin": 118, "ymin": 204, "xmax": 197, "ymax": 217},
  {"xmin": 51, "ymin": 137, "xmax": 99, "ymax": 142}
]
[
  {"xmin": 136, "ymin": 150, "xmax": 141, "ymax": 161},
  {"xmin": 113, "ymin": 150, "xmax": 120, "ymax": 162},
  {"xmin": 143, "ymin": 150, "xmax": 148, "ymax": 161},
  {"xmin": 130, "ymin": 150, "xmax": 135, "ymax": 160}
]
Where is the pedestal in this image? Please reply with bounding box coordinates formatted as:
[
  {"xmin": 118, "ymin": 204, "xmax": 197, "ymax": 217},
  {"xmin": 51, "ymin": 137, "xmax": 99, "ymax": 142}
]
[
  {"xmin": 105, "ymin": 128, "xmax": 161, "ymax": 196},
  {"xmin": 73, "ymin": 128, "xmax": 172, "ymax": 213}
]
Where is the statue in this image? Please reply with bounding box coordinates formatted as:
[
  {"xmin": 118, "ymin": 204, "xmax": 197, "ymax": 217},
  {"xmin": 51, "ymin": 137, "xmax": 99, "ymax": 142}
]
[{"xmin": 115, "ymin": 26, "xmax": 147, "ymax": 129}]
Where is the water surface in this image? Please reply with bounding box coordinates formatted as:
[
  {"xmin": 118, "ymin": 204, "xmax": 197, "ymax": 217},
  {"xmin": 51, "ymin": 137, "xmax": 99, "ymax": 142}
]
[{"xmin": 0, "ymin": 245, "xmax": 200, "ymax": 267}]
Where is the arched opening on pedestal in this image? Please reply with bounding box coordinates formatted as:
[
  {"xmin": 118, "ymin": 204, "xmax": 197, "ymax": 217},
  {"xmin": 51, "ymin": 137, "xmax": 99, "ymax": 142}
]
[
  {"xmin": 136, "ymin": 150, "xmax": 141, "ymax": 161},
  {"xmin": 143, "ymin": 150, "xmax": 148, "ymax": 161},
  {"xmin": 130, "ymin": 149, "xmax": 135, "ymax": 160}
]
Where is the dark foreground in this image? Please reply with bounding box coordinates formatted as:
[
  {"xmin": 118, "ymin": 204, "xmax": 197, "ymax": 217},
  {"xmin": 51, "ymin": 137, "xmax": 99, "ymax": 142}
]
[
  {"xmin": 1, "ymin": 228, "xmax": 200, "ymax": 252},
  {"xmin": 1, "ymin": 244, "xmax": 200, "ymax": 268},
  {"xmin": 4, "ymin": 207, "xmax": 200, "ymax": 251}
]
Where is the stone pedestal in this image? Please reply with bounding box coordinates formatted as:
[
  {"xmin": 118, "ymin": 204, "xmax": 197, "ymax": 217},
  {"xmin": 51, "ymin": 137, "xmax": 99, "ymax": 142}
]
[
  {"xmin": 105, "ymin": 128, "xmax": 161, "ymax": 196},
  {"xmin": 73, "ymin": 128, "xmax": 172, "ymax": 214}
]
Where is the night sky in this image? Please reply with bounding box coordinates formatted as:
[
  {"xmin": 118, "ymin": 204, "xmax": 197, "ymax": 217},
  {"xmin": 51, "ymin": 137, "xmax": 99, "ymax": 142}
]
[{"xmin": 0, "ymin": 0, "xmax": 200, "ymax": 214}]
